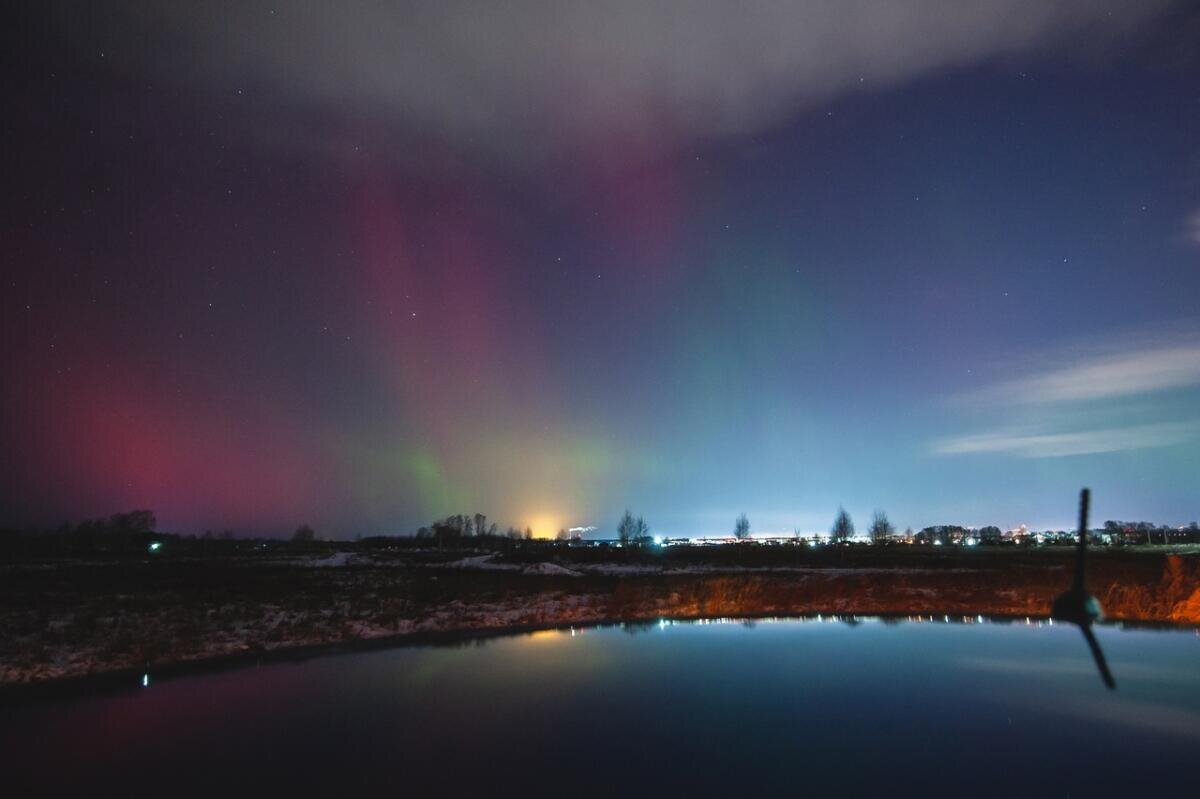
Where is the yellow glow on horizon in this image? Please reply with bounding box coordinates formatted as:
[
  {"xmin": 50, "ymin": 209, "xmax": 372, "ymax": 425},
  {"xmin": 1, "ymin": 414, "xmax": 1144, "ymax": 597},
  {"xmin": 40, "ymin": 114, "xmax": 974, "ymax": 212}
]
[{"xmin": 525, "ymin": 513, "xmax": 562, "ymax": 539}]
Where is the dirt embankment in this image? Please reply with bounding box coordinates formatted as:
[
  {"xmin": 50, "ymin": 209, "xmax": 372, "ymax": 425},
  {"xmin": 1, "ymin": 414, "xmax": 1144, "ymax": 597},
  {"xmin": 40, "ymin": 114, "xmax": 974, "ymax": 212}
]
[
  {"xmin": 599, "ymin": 555, "xmax": 1200, "ymax": 622},
  {"xmin": 1095, "ymin": 554, "xmax": 1200, "ymax": 621}
]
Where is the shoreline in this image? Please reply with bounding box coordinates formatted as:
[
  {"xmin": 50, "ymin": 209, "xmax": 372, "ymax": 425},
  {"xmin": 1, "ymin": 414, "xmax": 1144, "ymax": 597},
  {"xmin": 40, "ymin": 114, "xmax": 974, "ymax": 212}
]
[
  {"xmin": 3, "ymin": 549, "xmax": 1198, "ymax": 687},
  {"xmin": 4, "ymin": 611, "xmax": 1196, "ymax": 701}
]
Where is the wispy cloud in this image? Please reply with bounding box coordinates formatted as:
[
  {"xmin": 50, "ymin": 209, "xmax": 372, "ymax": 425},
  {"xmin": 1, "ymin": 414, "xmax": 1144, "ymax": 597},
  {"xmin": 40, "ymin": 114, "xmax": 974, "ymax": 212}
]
[
  {"xmin": 957, "ymin": 655, "xmax": 1200, "ymax": 684},
  {"xmin": 963, "ymin": 344, "xmax": 1200, "ymax": 405},
  {"xmin": 1049, "ymin": 697, "xmax": 1200, "ymax": 742},
  {"xmin": 937, "ymin": 328, "xmax": 1200, "ymax": 459},
  {"xmin": 1188, "ymin": 209, "xmax": 1200, "ymax": 246},
  {"xmin": 54, "ymin": 1, "xmax": 1173, "ymax": 168},
  {"xmin": 959, "ymin": 657, "xmax": 1200, "ymax": 741},
  {"xmin": 934, "ymin": 421, "xmax": 1200, "ymax": 458}
]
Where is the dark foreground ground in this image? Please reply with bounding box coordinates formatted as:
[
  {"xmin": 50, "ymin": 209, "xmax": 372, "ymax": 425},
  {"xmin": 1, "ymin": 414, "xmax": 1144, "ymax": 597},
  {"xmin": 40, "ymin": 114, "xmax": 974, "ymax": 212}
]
[{"xmin": 2, "ymin": 545, "xmax": 1198, "ymax": 685}]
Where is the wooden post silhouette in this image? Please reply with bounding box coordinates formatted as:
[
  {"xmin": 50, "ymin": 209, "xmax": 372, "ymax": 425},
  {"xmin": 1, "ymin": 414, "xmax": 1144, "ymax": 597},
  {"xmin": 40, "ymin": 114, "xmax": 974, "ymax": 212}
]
[{"xmin": 1052, "ymin": 488, "xmax": 1115, "ymax": 690}]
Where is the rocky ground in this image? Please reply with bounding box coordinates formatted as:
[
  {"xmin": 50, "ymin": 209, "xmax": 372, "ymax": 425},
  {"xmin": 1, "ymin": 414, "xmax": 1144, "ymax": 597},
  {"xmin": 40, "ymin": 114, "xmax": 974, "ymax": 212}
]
[{"xmin": 2, "ymin": 547, "xmax": 1198, "ymax": 686}]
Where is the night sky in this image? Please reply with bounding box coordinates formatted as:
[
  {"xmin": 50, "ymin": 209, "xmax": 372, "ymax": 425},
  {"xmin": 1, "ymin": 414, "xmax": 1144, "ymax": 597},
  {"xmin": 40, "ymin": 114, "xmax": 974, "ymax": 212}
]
[{"xmin": 3, "ymin": 1, "xmax": 1199, "ymax": 538}]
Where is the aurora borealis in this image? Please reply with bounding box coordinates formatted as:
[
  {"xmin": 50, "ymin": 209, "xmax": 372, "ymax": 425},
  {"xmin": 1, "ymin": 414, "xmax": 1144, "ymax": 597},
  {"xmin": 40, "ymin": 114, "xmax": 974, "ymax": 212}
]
[{"xmin": 3, "ymin": 1, "xmax": 1199, "ymax": 537}]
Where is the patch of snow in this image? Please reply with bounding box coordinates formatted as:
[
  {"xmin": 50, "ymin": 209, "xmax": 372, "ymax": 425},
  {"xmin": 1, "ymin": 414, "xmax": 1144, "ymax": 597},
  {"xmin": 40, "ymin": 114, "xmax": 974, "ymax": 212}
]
[
  {"xmin": 521, "ymin": 562, "xmax": 582, "ymax": 577},
  {"xmin": 442, "ymin": 554, "xmax": 520, "ymax": 571},
  {"xmin": 307, "ymin": 552, "xmax": 362, "ymax": 568},
  {"xmin": 578, "ymin": 563, "xmax": 664, "ymax": 576}
]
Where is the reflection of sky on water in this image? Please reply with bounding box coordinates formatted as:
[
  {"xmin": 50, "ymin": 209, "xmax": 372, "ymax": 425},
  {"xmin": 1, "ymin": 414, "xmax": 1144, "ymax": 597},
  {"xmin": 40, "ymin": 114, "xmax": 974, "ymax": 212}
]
[{"xmin": 3, "ymin": 619, "xmax": 1198, "ymax": 795}]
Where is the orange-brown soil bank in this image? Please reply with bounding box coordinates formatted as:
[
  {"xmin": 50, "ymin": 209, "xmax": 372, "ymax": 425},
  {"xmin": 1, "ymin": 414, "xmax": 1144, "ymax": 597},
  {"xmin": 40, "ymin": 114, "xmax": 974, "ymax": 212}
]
[{"xmin": 600, "ymin": 554, "xmax": 1200, "ymax": 622}]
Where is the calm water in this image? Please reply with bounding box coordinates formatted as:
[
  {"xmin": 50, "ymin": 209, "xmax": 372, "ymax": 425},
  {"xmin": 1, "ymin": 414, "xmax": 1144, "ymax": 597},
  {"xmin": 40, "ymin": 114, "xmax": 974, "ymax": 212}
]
[{"xmin": 3, "ymin": 618, "xmax": 1198, "ymax": 797}]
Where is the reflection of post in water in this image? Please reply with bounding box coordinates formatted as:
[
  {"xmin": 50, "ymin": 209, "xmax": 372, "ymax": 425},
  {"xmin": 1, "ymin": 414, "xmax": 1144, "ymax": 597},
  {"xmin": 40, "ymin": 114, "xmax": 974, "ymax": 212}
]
[{"xmin": 1051, "ymin": 488, "xmax": 1116, "ymax": 690}]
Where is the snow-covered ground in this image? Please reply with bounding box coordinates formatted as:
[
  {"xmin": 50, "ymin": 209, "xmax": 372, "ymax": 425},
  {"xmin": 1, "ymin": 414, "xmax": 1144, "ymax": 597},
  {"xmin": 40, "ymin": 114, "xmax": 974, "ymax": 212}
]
[
  {"xmin": 442, "ymin": 554, "xmax": 521, "ymax": 571},
  {"xmin": 430, "ymin": 553, "xmax": 984, "ymax": 578},
  {"xmin": 304, "ymin": 551, "xmax": 369, "ymax": 568},
  {"xmin": 440, "ymin": 555, "xmax": 583, "ymax": 575},
  {"xmin": 0, "ymin": 588, "xmax": 610, "ymax": 685},
  {"xmin": 521, "ymin": 562, "xmax": 582, "ymax": 576}
]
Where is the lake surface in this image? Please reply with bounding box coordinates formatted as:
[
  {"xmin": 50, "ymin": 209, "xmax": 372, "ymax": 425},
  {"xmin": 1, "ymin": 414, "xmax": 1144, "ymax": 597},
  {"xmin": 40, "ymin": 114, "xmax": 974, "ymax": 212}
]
[{"xmin": 3, "ymin": 617, "xmax": 1198, "ymax": 797}]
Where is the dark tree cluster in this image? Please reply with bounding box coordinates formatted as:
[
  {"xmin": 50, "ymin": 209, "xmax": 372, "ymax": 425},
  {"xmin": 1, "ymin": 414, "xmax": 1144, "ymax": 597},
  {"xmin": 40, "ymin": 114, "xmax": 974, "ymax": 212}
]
[
  {"xmin": 830, "ymin": 507, "xmax": 855, "ymax": 542},
  {"xmin": 914, "ymin": 525, "xmax": 967, "ymax": 545},
  {"xmin": 413, "ymin": 512, "xmax": 527, "ymax": 548},
  {"xmin": 617, "ymin": 509, "xmax": 651, "ymax": 545},
  {"xmin": 978, "ymin": 526, "xmax": 1003, "ymax": 543},
  {"xmin": 868, "ymin": 511, "xmax": 895, "ymax": 543}
]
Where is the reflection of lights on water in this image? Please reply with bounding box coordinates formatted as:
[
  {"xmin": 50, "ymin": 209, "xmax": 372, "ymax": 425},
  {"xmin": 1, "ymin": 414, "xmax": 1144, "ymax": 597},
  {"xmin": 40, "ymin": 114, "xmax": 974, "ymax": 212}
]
[
  {"xmin": 525, "ymin": 629, "xmax": 565, "ymax": 643},
  {"xmin": 141, "ymin": 673, "xmax": 150, "ymax": 688},
  {"xmin": 544, "ymin": 615, "xmax": 1084, "ymax": 638}
]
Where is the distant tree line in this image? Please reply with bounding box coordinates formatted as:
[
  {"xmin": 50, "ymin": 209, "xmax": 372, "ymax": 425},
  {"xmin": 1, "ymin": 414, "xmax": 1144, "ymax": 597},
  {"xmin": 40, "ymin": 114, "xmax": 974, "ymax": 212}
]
[
  {"xmin": 818, "ymin": 509, "xmax": 1200, "ymax": 547},
  {"xmin": 0, "ymin": 510, "xmax": 307, "ymax": 558},
  {"xmin": 406, "ymin": 512, "xmax": 539, "ymax": 549},
  {"xmin": 4, "ymin": 506, "xmax": 1198, "ymax": 560},
  {"xmin": 1102, "ymin": 520, "xmax": 1199, "ymax": 546},
  {"xmin": 0, "ymin": 510, "xmax": 159, "ymax": 555}
]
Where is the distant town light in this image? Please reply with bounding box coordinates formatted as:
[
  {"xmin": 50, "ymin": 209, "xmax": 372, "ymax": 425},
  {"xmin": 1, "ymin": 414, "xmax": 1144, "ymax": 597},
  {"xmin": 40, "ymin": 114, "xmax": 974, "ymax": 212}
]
[
  {"xmin": 148, "ymin": 541, "xmax": 162, "ymax": 553},
  {"xmin": 141, "ymin": 673, "xmax": 150, "ymax": 688}
]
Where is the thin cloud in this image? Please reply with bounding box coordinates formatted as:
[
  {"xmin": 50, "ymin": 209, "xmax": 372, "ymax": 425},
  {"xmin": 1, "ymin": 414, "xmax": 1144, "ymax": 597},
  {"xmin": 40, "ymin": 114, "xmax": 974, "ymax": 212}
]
[
  {"xmin": 957, "ymin": 655, "xmax": 1200, "ymax": 684},
  {"xmin": 934, "ymin": 421, "xmax": 1199, "ymax": 458},
  {"xmin": 54, "ymin": 1, "xmax": 1173, "ymax": 168},
  {"xmin": 1188, "ymin": 209, "xmax": 1200, "ymax": 246},
  {"xmin": 1050, "ymin": 697, "xmax": 1200, "ymax": 742},
  {"xmin": 936, "ymin": 334, "xmax": 1200, "ymax": 458},
  {"xmin": 960, "ymin": 344, "xmax": 1200, "ymax": 405}
]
